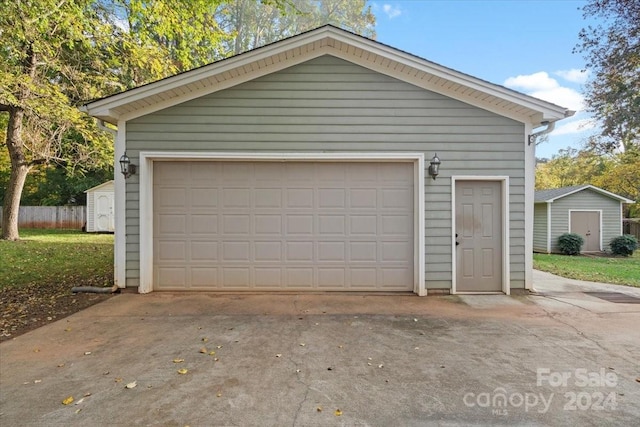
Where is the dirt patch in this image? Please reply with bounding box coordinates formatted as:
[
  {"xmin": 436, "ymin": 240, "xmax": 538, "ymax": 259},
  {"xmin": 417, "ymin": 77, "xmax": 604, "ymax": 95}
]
[{"xmin": 0, "ymin": 280, "xmax": 114, "ymax": 342}]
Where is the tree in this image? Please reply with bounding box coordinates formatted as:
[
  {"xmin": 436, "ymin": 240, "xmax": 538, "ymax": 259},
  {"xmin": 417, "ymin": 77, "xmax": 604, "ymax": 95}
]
[
  {"xmin": 577, "ymin": 0, "xmax": 640, "ymax": 152},
  {"xmin": 217, "ymin": 0, "xmax": 375, "ymax": 55},
  {"xmin": 0, "ymin": 0, "xmax": 113, "ymax": 240}
]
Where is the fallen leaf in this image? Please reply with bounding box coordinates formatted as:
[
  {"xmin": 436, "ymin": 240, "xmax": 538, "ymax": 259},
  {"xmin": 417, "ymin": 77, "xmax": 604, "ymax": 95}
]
[
  {"xmin": 173, "ymin": 358, "xmax": 185, "ymax": 363},
  {"xmin": 214, "ymin": 358, "xmax": 219, "ymax": 361},
  {"xmin": 75, "ymin": 408, "xmax": 82, "ymax": 414},
  {"xmin": 115, "ymin": 378, "xmax": 123, "ymax": 383},
  {"xmin": 199, "ymin": 347, "xmax": 208, "ymax": 354},
  {"xmin": 316, "ymin": 406, "xmax": 322, "ymax": 412},
  {"xmin": 208, "ymin": 351, "xmax": 216, "ymax": 356},
  {"xmin": 201, "ymin": 338, "xmax": 208, "ymax": 342},
  {"xmin": 84, "ymin": 392, "xmax": 92, "ymax": 397},
  {"xmin": 413, "ymin": 318, "xmax": 418, "ymax": 322},
  {"xmin": 84, "ymin": 352, "xmax": 91, "ymax": 356},
  {"xmin": 216, "ymin": 345, "xmax": 223, "ymax": 349},
  {"xmin": 636, "ymin": 378, "xmax": 640, "ymax": 383},
  {"xmin": 74, "ymin": 398, "xmax": 85, "ymax": 405},
  {"xmin": 216, "ymin": 392, "xmax": 222, "ymax": 397},
  {"xmin": 299, "ymin": 343, "xmax": 306, "ymax": 347},
  {"xmin": 378, "ymin": 364, "xmax": 384, "ymax": 368},
  {"xmin": 177, "ymin": 368, "xmax": 188, "ymax": 375},
  {"xmin": 58, "ymin": 364, "xmax": 65, "ymax": 368},
  {"xmin": 367, "ymin": 363, "xmax": 372, "ymax": 366},
  {"xmin": 34, "ymin": 380, "xmax": 42, "ymax": 384},
  {"xmin": 295, "ymin": 369, "xmax": 301, "ymax": 373},
  {"xmin": 334, "ymin": 409, "xmax": 343, "ymax": 416},
  {"xmin": 276, "ymin": 354, "xmax": 282, "ymax": 358},
  {"xmin": 65, "ymin": 328, "xmax": 72, "ymax": 332},
  {"xmin": 33, "ymin": 349, "xmax": 40, "ymax": 353},
  {"xmin": 62, "ymin": 396, "xmax": 74, "ymax": 405},
  {"xmin": 125, "ymin": 381, "xmax": 137, "ymax": 389}
]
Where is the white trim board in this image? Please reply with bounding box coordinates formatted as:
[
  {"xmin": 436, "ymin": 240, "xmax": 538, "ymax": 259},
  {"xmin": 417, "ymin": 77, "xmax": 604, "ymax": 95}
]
[
  {"xmin": 138, "ymin": 151, "xmax": 426, "ymax": 295},
  {"xmin": 451, "ymin": 176, "xmax": 510, "ymax": 295}
]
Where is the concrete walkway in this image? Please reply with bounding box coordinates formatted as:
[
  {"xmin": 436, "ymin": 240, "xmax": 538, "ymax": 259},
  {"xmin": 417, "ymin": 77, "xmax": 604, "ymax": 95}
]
[{"xmin": 1, "ymin": 271, "xmax": 639, "ymax": 426}]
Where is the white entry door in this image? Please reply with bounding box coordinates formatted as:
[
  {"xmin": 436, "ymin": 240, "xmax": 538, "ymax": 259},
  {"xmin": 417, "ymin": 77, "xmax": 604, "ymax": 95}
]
[
  {"xmin": 455, "ymin": 180, "xmax": 503, "ymax": 292},
  {"xmin": 95, "ymin": 192, "xmax": 114, "ymax": 232}
]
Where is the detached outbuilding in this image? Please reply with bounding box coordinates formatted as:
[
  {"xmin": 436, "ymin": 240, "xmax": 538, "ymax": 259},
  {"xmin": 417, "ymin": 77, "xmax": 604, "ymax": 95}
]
[
  {"xmin": 85, "ymin": 180, "xmax": 115, "ymax": 233},
  {"xmin": 534, "ymin": 185, "xmax": 634, "ymax": 253},
  {"xmin": 82, "ymin": 26, "xmax": 574, "ymax": 295}
]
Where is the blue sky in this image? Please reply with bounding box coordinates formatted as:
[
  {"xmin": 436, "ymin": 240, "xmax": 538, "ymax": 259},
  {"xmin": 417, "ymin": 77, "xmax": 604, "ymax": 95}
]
[{"xmin": 371, "ymin": 0, "xmax": 598, "ymax": 159}]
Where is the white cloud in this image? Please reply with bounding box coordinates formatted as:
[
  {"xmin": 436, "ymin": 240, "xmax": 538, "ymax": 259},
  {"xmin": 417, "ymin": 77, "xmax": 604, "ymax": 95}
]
[
  {"xmin": 551, "ymin": 118, "xmax": 597, "ymax": 136},
  {"xmin": 556, "ymin": 69, "xmax": 589, "ymax": 84},
  {"xmin": 382, "ymin": 4, "xmax": 402, "ymax": 19},
  {"xmin": 504, "ymin": 72, "xmax": 559, "ymax": 91},
  {"xmin": 504, "ymin": 71, "xmax": 584, "ymax": 111}
]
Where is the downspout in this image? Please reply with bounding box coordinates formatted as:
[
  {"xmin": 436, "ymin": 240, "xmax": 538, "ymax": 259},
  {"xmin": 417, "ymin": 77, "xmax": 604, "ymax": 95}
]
[
  {"xmin": 528, "ymin": 121, "xmax": 555, "ymax": 146},
  {"xmin": 98, "ymin": 119, "xmax": 117, "ymax": 136}
]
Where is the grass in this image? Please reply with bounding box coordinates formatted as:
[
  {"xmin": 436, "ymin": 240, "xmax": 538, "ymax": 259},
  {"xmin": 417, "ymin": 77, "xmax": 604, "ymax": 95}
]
[
  {"xmin": 0, "ymin": 229, "xmax": 114, "ymax": 290},
  {"xmin": 533, "ymin": 251, "xmax": 640, "ymax": 287}
]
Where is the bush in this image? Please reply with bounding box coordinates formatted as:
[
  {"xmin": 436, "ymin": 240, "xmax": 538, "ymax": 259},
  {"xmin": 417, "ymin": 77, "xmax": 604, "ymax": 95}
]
[
  {"xmin": 610, "ymin": 234, "xmax": 639, "ymax": 256},
  {"xmin": 557, "ymin": 233, "xmax": 584, "ymax": 255}
]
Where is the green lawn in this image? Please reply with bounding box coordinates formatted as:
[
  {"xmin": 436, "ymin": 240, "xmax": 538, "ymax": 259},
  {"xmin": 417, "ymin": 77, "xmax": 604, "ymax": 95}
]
[
  {"xmin": 0, "ymin": 229, "xmax": 114, "ymax": 289},
  {"xmin": 533, "ymin": 251, "xmax": 640, "ymax": 287}
]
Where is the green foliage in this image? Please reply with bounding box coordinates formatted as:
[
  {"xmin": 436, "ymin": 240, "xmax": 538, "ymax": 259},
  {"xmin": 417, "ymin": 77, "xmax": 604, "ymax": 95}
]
[
  {"xmin": 217, "ymin": 0, "xmax": 376, "ymax": 55},
  {"xmin": 536, "ymin": 148, "xmax": 640, "ymax": 217},
  {"xmin": 577, "ymin": 0, "xmax": 640, "ymax": 152},
  {"xmin": 533, "ymin": 252, "xmax": 640, "ymax": 287},
  {"xmin": 610, "ymin": 234, "xmax": 639, "ymax": 257},
  {"xmin": 0, "ymin": 229, "xmax": 113, "ymax": 290},
  {"xmin": 557, "ymin": 233, "xmax": 584, "ymax": 255}
]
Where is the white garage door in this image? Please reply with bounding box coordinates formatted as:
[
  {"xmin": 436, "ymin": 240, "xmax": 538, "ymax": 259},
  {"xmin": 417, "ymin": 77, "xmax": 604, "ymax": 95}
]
[{"xmin": 153, "ymin": 161, "xmax": 414, "ymax": 291}]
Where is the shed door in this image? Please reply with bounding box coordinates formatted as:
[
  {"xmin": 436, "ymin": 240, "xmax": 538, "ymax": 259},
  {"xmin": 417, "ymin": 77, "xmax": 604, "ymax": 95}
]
[
  {"xmin": 570, "ymin": 211, "xmax": 601, "ymax": 252},
  {"xmin": 153, "ymin": 161, "xmax": 414, "ymax": 291},
  {"xmin": 455, "ymin": 181, "xmax": 502, "ymax": 292},
  {"xmin": 95, "ymin": 192, "xmax": 114, "ymax": 232}
]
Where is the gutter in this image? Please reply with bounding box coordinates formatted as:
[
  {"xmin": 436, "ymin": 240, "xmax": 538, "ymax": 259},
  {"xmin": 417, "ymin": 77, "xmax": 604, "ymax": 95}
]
[{"xmin": 528, "ymin": 121, "xmax": 555, "ymax": 146}]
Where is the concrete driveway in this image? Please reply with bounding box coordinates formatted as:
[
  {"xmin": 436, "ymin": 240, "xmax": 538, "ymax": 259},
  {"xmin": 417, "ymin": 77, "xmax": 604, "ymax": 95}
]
[{"xmin": 1, "ymin": 271, "xmax": 639, "ymax": 426}]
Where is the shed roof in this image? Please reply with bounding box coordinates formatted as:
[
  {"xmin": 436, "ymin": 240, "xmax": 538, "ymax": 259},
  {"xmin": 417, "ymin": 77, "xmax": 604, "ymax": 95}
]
[
  {"xmin": 535, "ymin": 185, "xmax": 634, "ymax": 203},
  {"xmin": 84, "ymin": 180, "xmax": 114, "ymax": 193},
  {"xmin": 82, "ymin": 25, "xmax": 573, "ymax": 126}
]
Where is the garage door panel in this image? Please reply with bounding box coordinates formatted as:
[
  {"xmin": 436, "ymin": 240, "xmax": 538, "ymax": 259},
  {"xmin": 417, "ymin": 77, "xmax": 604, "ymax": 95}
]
[
  {"xmin": 222, "ymin": 268, "xmax": 250, "ymax": 287},
  {"xmin": 191, "ymin": 267, "xmax": 218, "ymax": 287},
  {"xmin": 318, "ymin": 215, "xmax": 345, "ymax": 234},
  {"xmin": 157, "ymin": 214, "xmax": 187, "ymax": 234},
  {"xmin": 191, "ymin": 214, "xmax": 218, "ymax": 234},
  {"xmin": 255, "ymin": 189, "xmax": 282, "ymax": 208},
  {"xmin": 191, "ymin": 241, "xmax": 218, "ymax": 261},
  {"xmin": 286, "ymin": 215, "xmax": 313, "ymax": 234},
  {"xmin": 255, "ymin": 241, "xmax": 282, "ymax": 261},
  {"xmin": 255, "ymin": 215, "xmax": 282, "ymax": 234},
  {"xmin": 153, "ymin": 161, "xmax": 414, "ymax": 291},
  {"xmin": 254, "ymin": 268, "xmax": 282, "ymax": 287},
  {"xmin": 191, "ymin": 188, "xmax": 218, "ymax": 207},
  {"xmin": 286, "ymin": 188, "xmax": 313, "ymax": 208}
]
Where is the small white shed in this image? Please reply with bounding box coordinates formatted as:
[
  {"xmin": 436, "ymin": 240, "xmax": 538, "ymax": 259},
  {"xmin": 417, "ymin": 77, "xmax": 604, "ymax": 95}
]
[{"xmin": 85, "ymin": 180, "xmax": 115, "ymax": 232}]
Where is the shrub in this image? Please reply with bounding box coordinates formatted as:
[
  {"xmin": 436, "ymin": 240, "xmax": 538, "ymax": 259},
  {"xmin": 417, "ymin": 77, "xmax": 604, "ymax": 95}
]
[
  {"xmin": 557, "ymin": 233, "xmax": 584, "ymax": 255},
  {"xmin": 610, "ymin": 234, "xmax": 639, "ymax": 257}
]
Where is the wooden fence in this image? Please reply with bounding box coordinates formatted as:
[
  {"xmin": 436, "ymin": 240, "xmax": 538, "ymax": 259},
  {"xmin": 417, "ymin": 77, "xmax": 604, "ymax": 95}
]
[
  {"xmin": 0, "ymin": 206, "xmax": 86, "ymax": 229},
  {"xmin": 623, "ymin": 219, "xmax": 640, "ymax": 240}
]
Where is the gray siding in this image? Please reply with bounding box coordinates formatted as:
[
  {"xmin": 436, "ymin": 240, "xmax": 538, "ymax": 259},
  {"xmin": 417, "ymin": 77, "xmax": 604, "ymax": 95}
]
[
  {"xmin": 548, "ymin": 189, "xmax": 623, "ymax": 253},
  {"xmin": 125, "ymin": 55, "xmax": 526, "ymax": 290},
  {"xmin": 533, "ymin": 203, "xmax": 549, "ymax": 252}
]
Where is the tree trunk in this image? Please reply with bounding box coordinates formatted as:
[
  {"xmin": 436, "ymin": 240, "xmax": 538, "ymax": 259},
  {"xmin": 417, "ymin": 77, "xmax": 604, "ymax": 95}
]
[{"xmin": 1, "ymin": 108, "xmax": 30, "ymax": 241}]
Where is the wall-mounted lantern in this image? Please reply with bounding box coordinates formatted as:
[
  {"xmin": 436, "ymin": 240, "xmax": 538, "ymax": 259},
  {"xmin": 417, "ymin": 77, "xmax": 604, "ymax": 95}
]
[
  {"xmin": 119, "ymin": 152, "xmax": 136, "ymax": 179},
  {"xmin": 428, "ymin": 153, "xmax": 441, "ymax": 180}
]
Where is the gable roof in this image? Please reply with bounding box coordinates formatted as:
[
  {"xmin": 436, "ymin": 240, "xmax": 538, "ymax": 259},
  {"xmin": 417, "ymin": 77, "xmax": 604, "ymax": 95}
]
[
  {"xmin": 535, "ymin": 185, "xmax": 634, "ymax": 203},
  {"xmin": 81, "ymin": 25, "xmax": 574, "ymax": 126},
  {"xmin": 84, "ymin": 180, "xmax": 114, "ymax": 193}
]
